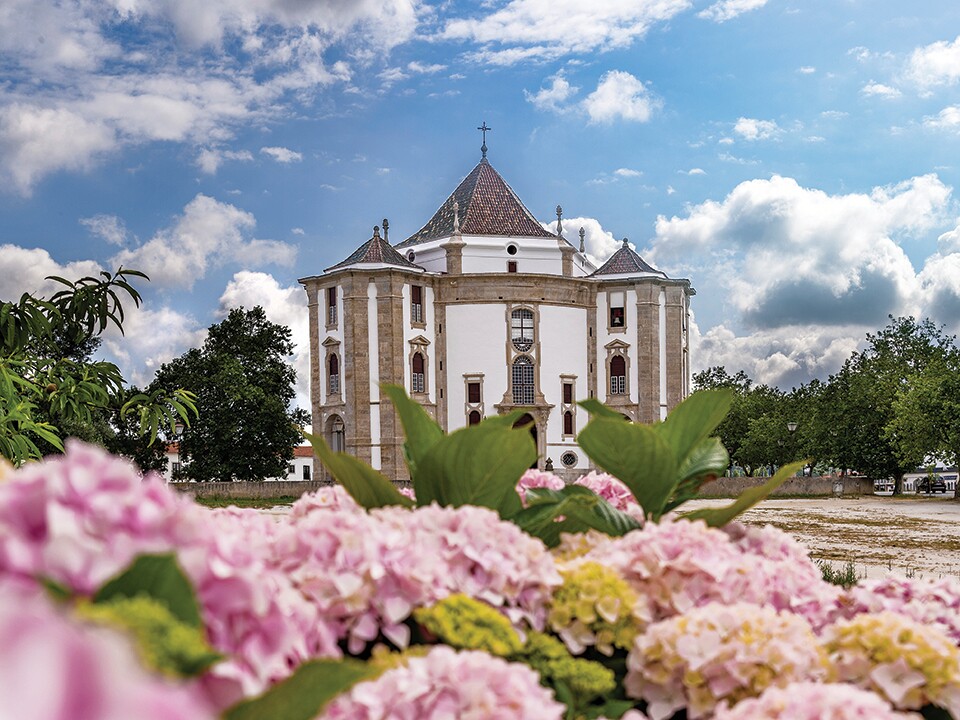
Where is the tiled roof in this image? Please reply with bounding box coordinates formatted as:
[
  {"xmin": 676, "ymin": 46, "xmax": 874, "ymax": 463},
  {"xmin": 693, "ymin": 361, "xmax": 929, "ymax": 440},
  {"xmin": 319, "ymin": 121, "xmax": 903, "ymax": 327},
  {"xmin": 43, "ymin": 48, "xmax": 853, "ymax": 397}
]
[
  {"xmin": 293, "ymin": 446, "xmax": 313, "ymax": 458},
  {"xmin": 397, "ymin": 159, "xmax": 556, "ymax": 247},
  {"xmin": 591, "ymin": 240, "xmax": 667, "ymax": 278},
  {"xmin": 327, "ymin": 228, "xmax": 422, "ymax": 271}
]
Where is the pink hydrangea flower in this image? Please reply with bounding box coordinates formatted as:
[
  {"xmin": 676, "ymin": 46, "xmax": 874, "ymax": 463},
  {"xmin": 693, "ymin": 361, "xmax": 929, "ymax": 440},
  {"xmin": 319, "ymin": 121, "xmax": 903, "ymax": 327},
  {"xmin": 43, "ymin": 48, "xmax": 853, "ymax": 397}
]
[
  {"xmin": 289, "ymin": 485, "xmax": 363, "ymax": 518},
  {"xmin": 626, "ymin": 602, "xmax": 828, "ymax": 720},
  {"xmin": 0, "ymin": 577, "xmax": 214, "ymax": 720},
  {"xmin": 713, "ymin": 682, "xmax": 921, "ymax": 720},
  {"xmin": 321, "ymin": 646, "xmax": 566, "ymax": 719},
  {"xmin": 841, "ymin": 576, "xmax": 960, "ymax": 645},
  {"xmin": 516, "ymin": 469, "xmax": 566, "ymax": 504},
  {"xmin": 574, "ymin": 471, "xmax": 637, "ymax": 512}
]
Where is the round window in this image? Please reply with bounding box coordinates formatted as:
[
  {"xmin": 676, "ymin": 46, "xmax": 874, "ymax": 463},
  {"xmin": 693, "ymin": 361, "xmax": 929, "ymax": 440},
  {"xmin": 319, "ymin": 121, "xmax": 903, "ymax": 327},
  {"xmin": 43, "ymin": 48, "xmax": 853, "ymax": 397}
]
[
  {"xmin": 407, "ymin": 251, "xmax": 416, "ymax": 262},
  {"xmin": 506, "ymin": 244, "xmax": 518, "ymax": 256},
  {"xmin": 561, "ymin": 451, "xmax": 578, "ymax": 468}
]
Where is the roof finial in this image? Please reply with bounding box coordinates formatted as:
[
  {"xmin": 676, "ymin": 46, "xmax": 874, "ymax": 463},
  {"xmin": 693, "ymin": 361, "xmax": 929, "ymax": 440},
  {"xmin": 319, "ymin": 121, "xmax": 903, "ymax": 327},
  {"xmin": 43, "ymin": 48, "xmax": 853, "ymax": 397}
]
[
  {"xmin": 579, "ymin": 226, "xmax": 585, "ymax": 253},
  {"xmin": 477, "ymin": 121, "xmax": 491, "ymax": 159},
  {"xmin": 453, "ymin": 200, "xmax": 460, "ymax": 233},
  {"xmin": 622, "ymin": 237, "xmax": 629, "ymax": 248},
  {"xmin": 373, "ymin": 225, "xmax": 380, "ymax": 239},
  {"xmin": 382, "ymin": 218, "xmax": 389, "ymax": 242},
  {"xmin": 555, "ymin": 205, "xmax": 563, "ymax": 236}
]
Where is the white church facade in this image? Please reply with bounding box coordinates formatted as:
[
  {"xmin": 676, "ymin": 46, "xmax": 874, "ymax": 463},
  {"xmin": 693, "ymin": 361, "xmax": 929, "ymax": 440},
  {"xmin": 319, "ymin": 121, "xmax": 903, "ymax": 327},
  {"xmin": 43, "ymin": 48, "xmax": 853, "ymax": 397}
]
[{"xmin": 299, "ymin": 140, "xmax": 695, "ymax": 482}]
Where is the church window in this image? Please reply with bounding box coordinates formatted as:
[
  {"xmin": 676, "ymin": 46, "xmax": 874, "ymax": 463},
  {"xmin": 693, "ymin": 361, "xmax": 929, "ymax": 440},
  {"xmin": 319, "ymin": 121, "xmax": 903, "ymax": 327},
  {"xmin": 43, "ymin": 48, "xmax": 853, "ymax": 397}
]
[
  {"xmin": 507, "ymin": 261, "xmax": 518, "ymax": 273},
  {"xmin": 411, "ymin": 285, "xmax": 424, "ymax": 324},
  {"xmin": 563, "ymin": 411, "xmax": 574, "ymax": 436},
  {"xmin": 563, "ymin": 382, "xmax": 573, "ymax": 405},
  {"xmin": 412, "ymin": 352, "xmax": 425, "ymax": 394},
  {"xmin": 507, "ymin": 244, "xmax": 518, "ymax": 256},
  {"xmin": 609, "ymin": 291, "xmax": 625, "ymax": 329},
  {"xmin": 468, "ymin": 382, "xmax": 481, "ymax": 404},
  {"xmin": 329, "ymin": 416, "xmax": 345, "ymax": 453},
  {"xmin": 512, "ymin": 356, "xmax": 535, "ymax": 405},
  {"xmin": 468, "ymin": 410, "xmax": 482, "ymax": 426},
  {"xmin": 328, "ymin": 353, "xmax": 340, "ymax": 394},
  {"xmin": 327, "ymin": 286, "xmax": 338, "ymax": 327},
  {"xmin": 511, "ymin": 309, "xmax": 534, "ymax": 352},
  {"xmin": 610, "ymin": 355, "xmax": 626, "ymax": 395}
]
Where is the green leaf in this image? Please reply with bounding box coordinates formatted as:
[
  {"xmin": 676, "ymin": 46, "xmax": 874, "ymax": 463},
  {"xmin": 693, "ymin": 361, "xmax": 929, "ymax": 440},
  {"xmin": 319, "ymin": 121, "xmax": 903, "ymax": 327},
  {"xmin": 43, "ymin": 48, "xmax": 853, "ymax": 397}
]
[
  {"xmin": 919, "ymin": 703, "xmax": 953, "ymax": 720},
  {"xmin": 418, "ymin": 417, "xmax": 534, "ymax": 514},
  {"xmin": 578, "ymin": 398, "xmax": 629, "ymax": 421},
  {"xmin": 224, "ymin": 659, "xmax": 375, "ymax": 720},
  {"xmin": 303, "ymin": 430, "xmax": 413, "ymax": 509},
  {"xmin": 577, "ymin": 418, "xmax": 678, "ymax": 520},
  {"xmin": 675, "ymin": 436, "xmax": 730, "ymax": 489},
  {"xmin": 655, "ymin": 389, "xmax": 733, "ymax": 463},
  {"xmin": 93, "ymin": 553, "xmax": 202, "ymax": 628},
  {"xmin": 381, "ymin": 384, "xmax": 443, "ymax": 479},
  {"xmin": 39, "ymin": 576, "xmax": 73, "ymax": 603},
  {"xmin": 683, "ymin": 460, "xmax": 806, "ymax": 527},
  {"xmin": 513, "ymin": 485, "xmax": 641, "ymax": 547}
]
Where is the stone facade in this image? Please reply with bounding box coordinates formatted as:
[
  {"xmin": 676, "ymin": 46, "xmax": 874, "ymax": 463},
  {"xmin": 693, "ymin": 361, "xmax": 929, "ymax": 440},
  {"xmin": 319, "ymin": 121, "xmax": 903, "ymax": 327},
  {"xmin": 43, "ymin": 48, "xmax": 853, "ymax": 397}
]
[{"xmin": 300, "ymin": 153, "xmax": 695, "ymax": 481}]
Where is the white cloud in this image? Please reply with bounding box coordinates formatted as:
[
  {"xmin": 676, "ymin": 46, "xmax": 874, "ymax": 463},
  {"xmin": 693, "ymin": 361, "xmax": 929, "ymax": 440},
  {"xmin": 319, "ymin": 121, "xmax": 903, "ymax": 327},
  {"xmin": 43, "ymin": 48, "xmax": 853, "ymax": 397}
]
[
  {"xmin": 0, "ymin": 245, "xmax": 103, "ymax": 300},
  {"xmin": 111, "ymin": 194, "xmax": 296, "ymax": 289},
  {"xmin": 861, "ymin": 81, "xmax": 901, "ymax": 99},
  {"xmin": 904, "ymin": 35, "xmax": 960, "ymax": 91},
  {"xmin": 80, "ymin": 214, "xmax": 127, "ymax": 246},
  {"xmin": 698, "ymin": 0, "xmax": 769, "ymax": 23},
  {"xmin": 924, "ymin": 106, "xmax": 960, "ymax": 130},
  {"xmin": 524, "ymin": 72, "xmax": 579, "ymax": 112},
  {"xmin": 407, "ymin": 61, "xmax": 446, "ymax": 73},
  {"xmin": 218, "ymin": 271, "xmax": 310, "ymax": 411},
  {"xmin": 441, "ymin": 0, "xmax": 691, "ymax": 65},
  {"xmin": 798, "ymin": 66, "xmax": 816, "ymax": 74},
  {"xmin": 614, "ymin": 168, "xmax": 642, "ymax": 177},
  {"xmin": 687, "ymin": 168, "xmax": 706, "ymax": 176},
  {"xmin": 584, "ymin": 71, "xmax": 661, "ymax": 124},
  {"xmin": 196, "ymin": 148, "xmax": 254, "ymax": 174},
  {"xmin": 378, "ymin": 66, "xmax": 408, "ymax": 86},
  {"xmin": 733, "ymin": 117, "xmax": 781, "ymax": 141},
  {"xmin": 260, "ymin": 146, "xmax": 303, "ymax": 163},
  {"xmin": 292, "ymin": 227, "xmax": 305, "ymax": 235}
]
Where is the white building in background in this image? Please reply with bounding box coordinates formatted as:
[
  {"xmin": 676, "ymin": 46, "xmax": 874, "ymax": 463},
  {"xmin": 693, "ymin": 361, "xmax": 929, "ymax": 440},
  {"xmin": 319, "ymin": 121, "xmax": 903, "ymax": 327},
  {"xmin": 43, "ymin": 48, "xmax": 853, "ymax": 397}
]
[
  {"xmin": 164, "ymin": 444, "xmax": 315, "ymax": 483},
  {"xmin": 299, "ymin": 140, "xmax": 695, "ymax": 481}
]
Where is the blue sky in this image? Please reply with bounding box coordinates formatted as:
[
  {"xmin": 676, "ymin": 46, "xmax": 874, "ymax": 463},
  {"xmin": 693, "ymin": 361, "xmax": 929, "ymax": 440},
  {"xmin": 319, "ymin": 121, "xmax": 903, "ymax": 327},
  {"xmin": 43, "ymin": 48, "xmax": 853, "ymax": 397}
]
[{"xmin": 3, "ymin": 0, "xmax": 960, "ymax": 409}]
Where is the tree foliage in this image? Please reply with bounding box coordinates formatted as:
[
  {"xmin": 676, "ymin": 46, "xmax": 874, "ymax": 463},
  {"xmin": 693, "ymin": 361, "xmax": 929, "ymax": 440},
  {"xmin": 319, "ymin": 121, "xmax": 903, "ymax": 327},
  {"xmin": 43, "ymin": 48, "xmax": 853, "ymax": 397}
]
[
  {"xmin": 151, "ymin": 307, "xmax": 308, "ymax": 482},
  {"xmin": 0, "ymin": 268, "xmax": 196, "ymax": 467}
]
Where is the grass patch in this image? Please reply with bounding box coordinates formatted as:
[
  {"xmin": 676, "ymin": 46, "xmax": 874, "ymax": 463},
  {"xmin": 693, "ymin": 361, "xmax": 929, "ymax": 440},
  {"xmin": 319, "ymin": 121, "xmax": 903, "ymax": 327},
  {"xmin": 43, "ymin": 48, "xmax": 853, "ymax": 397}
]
[
  {"xmin": 193, "ymin": 496, "xmax": 299, "ymax": 509},
  {"xmin": 816, "ymin": 559, "xmax": 862, "ymax": 588}
]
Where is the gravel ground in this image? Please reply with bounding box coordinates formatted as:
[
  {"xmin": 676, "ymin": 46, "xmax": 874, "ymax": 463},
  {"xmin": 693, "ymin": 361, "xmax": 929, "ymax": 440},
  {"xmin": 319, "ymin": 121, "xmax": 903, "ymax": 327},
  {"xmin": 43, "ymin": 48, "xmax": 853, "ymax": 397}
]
[{"xmin": 685, "ymin": 495, "xmax": 960, "ymax": 581}]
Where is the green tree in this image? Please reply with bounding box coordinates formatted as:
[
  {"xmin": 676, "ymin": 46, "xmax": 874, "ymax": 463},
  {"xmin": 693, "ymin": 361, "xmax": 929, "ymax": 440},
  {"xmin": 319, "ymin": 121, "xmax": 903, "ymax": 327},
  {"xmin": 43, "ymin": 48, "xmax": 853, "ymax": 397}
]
[
  {"xmin": 151, "ymin": 307, "xmax": 308, "ymax": 482},
  {"xmin": 0, "ymin": 269, "xmax": 195, "ymax": 466}
]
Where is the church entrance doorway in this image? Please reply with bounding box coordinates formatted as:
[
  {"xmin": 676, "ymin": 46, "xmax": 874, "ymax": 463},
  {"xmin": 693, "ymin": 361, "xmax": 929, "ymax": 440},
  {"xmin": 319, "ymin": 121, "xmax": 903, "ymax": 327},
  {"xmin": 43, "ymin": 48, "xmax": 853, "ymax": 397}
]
[{"xmin": 513, "ymin": 413, "xmax": 538, "ymax": 469}]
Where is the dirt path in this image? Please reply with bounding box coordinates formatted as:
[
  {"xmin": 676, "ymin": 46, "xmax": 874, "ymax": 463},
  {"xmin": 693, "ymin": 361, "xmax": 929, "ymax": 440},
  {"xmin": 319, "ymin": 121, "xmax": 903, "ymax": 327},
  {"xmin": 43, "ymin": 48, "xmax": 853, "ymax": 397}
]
[{"xmin": 685, "ymin": 495, "xmax": 960, "ymax": 580}]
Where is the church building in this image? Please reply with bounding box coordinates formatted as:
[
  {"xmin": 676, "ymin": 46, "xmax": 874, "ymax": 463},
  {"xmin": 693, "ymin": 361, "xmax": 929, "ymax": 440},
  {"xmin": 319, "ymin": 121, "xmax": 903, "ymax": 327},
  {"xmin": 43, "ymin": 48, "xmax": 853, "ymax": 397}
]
[{"xmin": 299, "ymin": 134, "xmax": 695, "ymax": 481}]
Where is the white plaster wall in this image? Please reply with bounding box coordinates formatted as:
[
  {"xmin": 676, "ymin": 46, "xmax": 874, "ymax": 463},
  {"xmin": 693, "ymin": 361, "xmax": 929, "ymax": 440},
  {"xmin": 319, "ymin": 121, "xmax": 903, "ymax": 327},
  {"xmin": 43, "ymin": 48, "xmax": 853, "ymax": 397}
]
[
  {"xmin": 444, "ymin": 304, "xmax": 509, "ymax": 431},
  {"xmin": 404, "ymin": 242, "xmax": 447, "ymax": 273},
  {"xmin": 319, "ymin": 285, "xmax": 344, "ymax": 405},
  {"xmin": 539, "ymin": 305, "xmax": 590, "ymax": 469},
  {"xmin": 367, "ymin": 281, "xmax": 382, "ymax": 469},
  {"xmin": 459, "ymin": 237, "xmax": 564, "ymax": 275},
  {"xmin": 402, "ymin": 283, "xmax": 439, "ymax": 401},
  {"xmin": 595, "ymin": 289, "xmax": 639, "ymax": 404}
]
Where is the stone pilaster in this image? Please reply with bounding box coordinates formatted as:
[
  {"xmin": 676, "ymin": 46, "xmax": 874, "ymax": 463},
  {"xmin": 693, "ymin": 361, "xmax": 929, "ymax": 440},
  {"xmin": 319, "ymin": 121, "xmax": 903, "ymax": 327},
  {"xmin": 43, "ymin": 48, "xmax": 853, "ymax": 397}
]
[
  {"xmin": 635, "ymin": 283, "xmax": 661, "ymax": 424},
  {"xmin": 664, "ymin": 285, "xmax": 686, "ymax": 412},
  {"xmin": 375, "ymin": 273, "xmax": 408, "ymax": 482},
  {"xmin": 303, "ymin": 283, "xmax": 322, "ymax": 480},
  {"xmin": 343, "ymin": 274, "xmax": 372, "ymax": 465}
]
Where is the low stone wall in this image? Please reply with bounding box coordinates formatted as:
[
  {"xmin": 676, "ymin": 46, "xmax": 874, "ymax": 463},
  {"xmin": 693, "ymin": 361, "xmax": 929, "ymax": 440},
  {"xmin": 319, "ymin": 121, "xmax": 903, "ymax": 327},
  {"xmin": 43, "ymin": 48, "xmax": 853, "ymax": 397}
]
[
  {"xmin": 169, "ymin": 481, "xmax": 331, "ymax": 500},
  {"xmin": 699, "ymin": 475, "xmax": 875, "ymax": 498}
]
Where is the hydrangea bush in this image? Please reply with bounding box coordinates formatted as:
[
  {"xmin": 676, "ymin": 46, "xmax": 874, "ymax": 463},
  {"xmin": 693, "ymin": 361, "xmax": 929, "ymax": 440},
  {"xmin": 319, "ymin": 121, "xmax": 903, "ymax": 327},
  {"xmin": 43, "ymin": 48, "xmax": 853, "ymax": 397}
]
[{"xmin": 1, "ymin": 387, "xmax": 959, "ymax": 720}]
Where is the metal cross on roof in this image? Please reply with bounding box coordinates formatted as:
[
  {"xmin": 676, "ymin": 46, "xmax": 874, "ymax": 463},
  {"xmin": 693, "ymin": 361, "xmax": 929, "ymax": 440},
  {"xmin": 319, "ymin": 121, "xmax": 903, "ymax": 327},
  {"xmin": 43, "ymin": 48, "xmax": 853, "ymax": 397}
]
[{"xmin": 477, "ymin": 121, "xmax": 492, "ymax": 158}]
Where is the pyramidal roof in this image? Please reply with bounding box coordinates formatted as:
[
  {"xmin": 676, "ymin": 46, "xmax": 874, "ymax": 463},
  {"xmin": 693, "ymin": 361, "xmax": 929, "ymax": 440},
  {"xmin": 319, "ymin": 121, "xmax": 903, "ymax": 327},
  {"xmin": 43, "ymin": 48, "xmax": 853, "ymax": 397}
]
[
  {"xmin": 327, "ymin": 226, "xmax": 422, "ymax": 272},
  {"xmin": 591, "ymin": 239, "xmax": 667, "ymax": 278},
  {"xmin": 397, "ymin": 158, "xmax": 556, "ymax": 247}
]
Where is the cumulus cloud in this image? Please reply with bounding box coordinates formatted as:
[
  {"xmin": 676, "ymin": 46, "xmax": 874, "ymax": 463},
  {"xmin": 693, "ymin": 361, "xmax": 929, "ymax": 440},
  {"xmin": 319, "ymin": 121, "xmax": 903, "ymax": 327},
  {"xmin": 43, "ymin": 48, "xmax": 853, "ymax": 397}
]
[
  {"xmin": 196, "ymin": 148, "xmax": 254, "ymax": 174},
  {"xmin": 698, "ymin": 0, "xmax": 769, "ymax": 23},
  {"xmin": 540, "ymin": 215, "xmax": 624, "ymax": 267},
  {"xmin": 218, "ymin": 271, "xmax": 310, "ymax": 411},
  {"xmin": 111, "ymin": 194, "xmax": 296, "ymax": 289},
  {"xmin": 733, "ymin": 117, "xmax": 781, "ymax": 141},
  {"xmin": 615, "ymin": 168, "xmax": 642, "ymax": 177},
  {"xmin": 924, "ymin": 106, "xmax": 960, "ymax": 130},
  {"xmin": 904, "ymin": 35, "xmax": 960, "ymax": 91},
  {"xmin": 441, "ymin": 0, "xmax": 691, "ymax": 65},
  {"xmin": 584, "ymin": 71, "xmax": 661, "ymax": 124},
  {"xmin": 647, "ymin": 174, "xmax": 958, "ymax": 386},
  {"xmin": 80, "ymin": 214, "xmax": 127, "ymax": 246},
  {"xmin": 524, "ymin": 72, "xmax": 579, "ymax": 112},
  {"xmin": 260, "ymin": 146, "xmax": 303, "ymax": 163},
  {"xmin": 798, "ymin": 66, "xmax": 816, "ymax": 74},
  {"xmin": 0, "ymin": 245, "xmax": 103, "ymax": 300},
  {"xmin": 861, "ymin": 81, "xmax": 901, "ymax": 99},
  {"xmin": 407, "ymin": 61, "xmax": 446, "ymax": 73}
]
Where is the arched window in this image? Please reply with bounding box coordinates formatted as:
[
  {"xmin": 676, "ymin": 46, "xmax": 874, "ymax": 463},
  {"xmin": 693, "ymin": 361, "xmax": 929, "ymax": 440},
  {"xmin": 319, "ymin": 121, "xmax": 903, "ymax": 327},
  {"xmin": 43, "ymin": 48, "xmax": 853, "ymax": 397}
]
[
  {"xmin": 512, "ymin": 355, "xmax": 535, "ymax": 405},
  {"xmin": 610, "ymin": 355, "xmax": 626, "ymax": 395},
  {"xmin": 328, "ymin": 415, "xmax": 345, "ymax": 453},
  {"xmin": 511, "ymin": 309, "xmax": 534, "ymax": 352},
  {"xmin": 563, "ymin": 410, "xmax": 574, "ymax": 435},
  {"xmin": 328, "ymin": 353, "xmax": 339, "ymax": 394},
  {"xmin": 468, "ymin": 410, "xmax": 482, "ymax": 426},
  {"xmin": 412, "ymin": 352, "xmax": 425, "ymax": 394}
]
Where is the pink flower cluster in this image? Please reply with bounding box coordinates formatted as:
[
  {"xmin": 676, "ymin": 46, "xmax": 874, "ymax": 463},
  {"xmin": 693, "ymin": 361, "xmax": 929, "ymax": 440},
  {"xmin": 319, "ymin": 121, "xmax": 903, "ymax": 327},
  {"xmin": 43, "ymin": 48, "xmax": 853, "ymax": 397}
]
[
  {"xmin": 842, "ymin": 575, "xmax": 960, "ymax": 645},
  {"xmin": 0, "ymin": 576, "xmax": 213, "ymax": 720},
  {"xmin": 574, "ymin": 471, "xmax": 637, "ymax": 512},
  {"xmin": 272, "ymin": 502, "xmax": 562, "ymax": 653},
  {"xmin": 321, "ymin": 646, "xmax": 566, "ymax": 719},
  {"xmin": 568, "ymin": 517, "xmax": 840, "ymax": 631},
  {"xmin": 712, "ymin": 682, "xmax": 921, "ymax": 720},
  {"xmin": 625, "ymin": 602, "xmax": 828, "ymax": 719}
]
